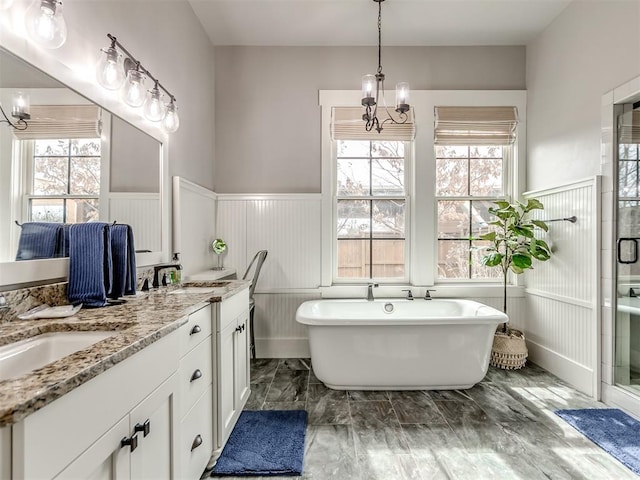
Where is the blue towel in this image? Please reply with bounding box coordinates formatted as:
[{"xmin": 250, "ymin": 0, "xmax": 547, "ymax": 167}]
[
  {"xmin": 110, "ymin": 224, "xmax": 137, "ymax": 299},
  {"xmin": 16, "ymin": 222, "xmax": 63, "ymax": 260},
  {"xmin": 58, "ymin": 223, "xmax": 71, "ymax": 257},
  {"xmin": 67, "ymin": 223, "xmax": 112, "ymax": 307}
]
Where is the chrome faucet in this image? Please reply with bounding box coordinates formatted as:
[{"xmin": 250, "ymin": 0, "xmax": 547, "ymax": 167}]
[
  {"xmin": 424, "ymin": 289, "xmax": 436, "ymax": 300},
  {"xmin": 630, "ymin": 287, "xmax": 639, "ymax": 298},
  {"xmin": 402, "ymin": 289, "xmax": 414, "ymax": 300},
  {"xmin": 367, "ymin": 283, "xmax": 379, "ymax": 301}
]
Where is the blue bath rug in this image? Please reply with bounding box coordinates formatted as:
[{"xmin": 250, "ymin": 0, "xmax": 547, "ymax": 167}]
[
  {"xmin": 211, "ymin": 410, "xmax": 307, "ymax": 477},
  {"xmin": 555, "ymin": 408, "xmax": 640, "ymax": 475}
]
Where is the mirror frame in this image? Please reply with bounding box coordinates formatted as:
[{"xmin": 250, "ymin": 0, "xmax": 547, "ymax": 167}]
[{"xmin": 0, "ymin": 30, "xmax": 170, "ymax": 287}]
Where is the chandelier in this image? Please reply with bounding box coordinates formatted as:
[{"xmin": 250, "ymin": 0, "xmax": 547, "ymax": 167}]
[{"xmin": 361, "ymin": 0, "xmax": 410, "ymax": 133}]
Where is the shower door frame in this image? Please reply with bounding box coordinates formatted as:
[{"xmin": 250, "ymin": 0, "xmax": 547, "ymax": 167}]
[{"xmin": 602, "ymin": 75, "xmax": 640, "ymax": 417}]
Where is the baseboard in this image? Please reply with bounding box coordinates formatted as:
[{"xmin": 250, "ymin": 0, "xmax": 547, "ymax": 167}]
[
  {"xmin": 255, "ymin": 338, "xmax": 310, "ymax": 359},
  {"xmin": 602, "ymin": 383, "xmax": 640, "ymax": 419},
  {"xmin": 527, "ymin": 340, "xmax": 595, "ymax": 397}
]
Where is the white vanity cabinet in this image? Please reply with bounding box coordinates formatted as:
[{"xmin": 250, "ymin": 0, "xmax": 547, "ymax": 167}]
[
  {"xmin": 11, "ymin": 328, "xmax": 180, "ymax": 480},
  {"xmin": 1, "ymin": 426, "xmax": 10, "ymax": 480},
  {"xmin": 215, "ymin": 288, "xmax": 251, "ymax": 449},
  {"xmin": 176, "ymin": 304, "xmax": 214, "ymax": 480}
]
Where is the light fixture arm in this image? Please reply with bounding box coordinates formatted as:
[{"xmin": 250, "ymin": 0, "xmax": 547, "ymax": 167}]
[
  {"xmin": 0, "ymin": 103, "xmax": 28, "ymax": 131},
  {"xmin": 106, "ymin": 34, "xmax": 177, "ymax": 104}
]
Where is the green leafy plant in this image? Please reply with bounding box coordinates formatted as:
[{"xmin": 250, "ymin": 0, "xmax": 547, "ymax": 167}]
[
  {"xmin": 480, "ymin": 199, "xmax": 551, "ymax": 332},
  {"xmin": 211, "ymin": 238, "xmax": 227, "ymax": 255}
]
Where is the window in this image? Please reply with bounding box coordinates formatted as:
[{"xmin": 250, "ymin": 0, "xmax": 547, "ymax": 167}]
[
  {"xmin": 335, "ymin": 140, "xmax": 409, "ymax": 280},
  {"xmin": 436, "ymin": 145, "xmax": 507, "ymax": 280},
  {"xmin": 27, "ymin": 138, "xmax": 101, "ymax": 223}
]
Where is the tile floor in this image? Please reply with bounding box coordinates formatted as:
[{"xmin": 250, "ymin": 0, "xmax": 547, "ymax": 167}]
[{"xmin": 204, "ymin": 358, "xmax": 637, "ymax": 479}]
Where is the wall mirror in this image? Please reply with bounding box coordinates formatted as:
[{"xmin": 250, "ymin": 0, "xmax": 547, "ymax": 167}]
[{"xmin": 0, "ymin": 46, "xmax": 166, "ymax": 287}]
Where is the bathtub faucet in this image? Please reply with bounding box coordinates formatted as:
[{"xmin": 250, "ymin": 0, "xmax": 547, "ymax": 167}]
[
  {"xmin": 402, "ymin": 289, "xmax": 414, "ymax": 300},
  {"xmin": 424, "ymin": 289, "xmax": 436, "ymax": 300},
  {"xmin": 367, "ymin": 283, "xmax": 379, "ymax": 301}
]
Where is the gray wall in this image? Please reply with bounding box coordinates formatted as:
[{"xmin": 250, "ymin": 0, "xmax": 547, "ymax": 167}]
[
  {"xmin": 526, "ymin": 0, "xmax": 640, "ymax": 191},
  {"xmin": 214, "ymin": 46, "xmax": 526, "ymax": 193}
]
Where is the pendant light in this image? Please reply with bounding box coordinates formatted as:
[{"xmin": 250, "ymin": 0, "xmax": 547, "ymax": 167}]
[
  {"xmin": 0, "ymin": 92, "xmax": 30, "ymax": 131},
  {"xmin": 25, "ymin": 0, "xmax": 67, "ymax": 49},
  {"xmin": 121, "ymin": 64, "xmax": 146, "ymax": 108},
  {"xmin": 162, "ymin": 98, "xmax": 180, "ymax": 133},
  {"xmin": 361, "ymin": 0, "xmax": 410, "ymax": 133},
  {"xmin": 143, "ymin": 82, "xmax": 166, "ymax": 122},
  {"xmin": 96, "ymin": 38, "xmax": 125, "ymax": 90}
]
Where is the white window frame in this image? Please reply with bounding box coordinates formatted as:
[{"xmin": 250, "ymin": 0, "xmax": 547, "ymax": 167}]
[
  {"xmin": 332, "ymin": 139, "xmax": 413, "ymax": 284},
  {"xmin": 320, "ymin": 90, "xmax": 527, "ymax": 289}
]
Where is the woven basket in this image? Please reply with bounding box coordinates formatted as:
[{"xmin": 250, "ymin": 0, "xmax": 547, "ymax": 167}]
[{"xmin": 490, "ymin": 329, "xmax": 528, "ymax": 370}]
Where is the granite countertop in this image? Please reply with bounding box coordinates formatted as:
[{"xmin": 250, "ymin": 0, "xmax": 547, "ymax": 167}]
[{"xmin": 0, "ymin": 280, "xmax": 250, "ymax": 427}]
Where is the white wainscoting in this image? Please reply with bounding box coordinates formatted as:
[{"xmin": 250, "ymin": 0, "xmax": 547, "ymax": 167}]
[
  {"xmin": 216, "ymin": 195, "xmax": 322, "ymax": 358},
  {"xmin": 109, "ymin": 193, "xmax": 161, "ymax": 253},
  {"xmin": 524, "ymin": 177, "xmax": 601, "ymax": 397},
  {"xmin": 172, "ymin": 177, "xmax": 217, "ymax": 276}
]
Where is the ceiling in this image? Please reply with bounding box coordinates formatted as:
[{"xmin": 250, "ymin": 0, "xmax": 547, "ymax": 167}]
[{"xmin": 187, "ymin": 0, "xmax": 572, "ymax": 47}]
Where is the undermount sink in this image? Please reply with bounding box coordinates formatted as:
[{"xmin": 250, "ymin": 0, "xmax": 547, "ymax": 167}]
[{"xmin": 0, "ymin": 331, "xmax": 117, "ymax": 382}]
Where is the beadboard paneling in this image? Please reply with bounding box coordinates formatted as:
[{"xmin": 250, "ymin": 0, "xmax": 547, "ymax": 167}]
[
  {"xmin": 524, "ymin": 177, "xmax": 601, "ymax": 396},
  {"xmin": 109, "ymin": 193, "xmax": 160, "ymax": 253},
  {"xmin": 217, "ymin": 195, "xmax": 321, "ymax": 289}
]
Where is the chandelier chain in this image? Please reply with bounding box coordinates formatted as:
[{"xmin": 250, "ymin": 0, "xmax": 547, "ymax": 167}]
[{"xmin": 377, "ymin": 0, "xmax": 383, "ymax": 74}]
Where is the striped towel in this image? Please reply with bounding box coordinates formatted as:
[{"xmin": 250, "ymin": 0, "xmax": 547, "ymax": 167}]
[
  {"xmin": 110, "ymin": 224, "xmax": 137, "ymax": 299},
  {"xmin": 15, "ymin": 222, "xmax": 63, "ymax": 260},
  {"xmin": 67, "ymin": 223, "xmax": 112, "ymax": 307}
]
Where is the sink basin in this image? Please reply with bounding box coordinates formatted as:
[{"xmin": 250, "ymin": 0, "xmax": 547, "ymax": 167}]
[
  {"xmin": 0, "ymin": 331, "xmax": 117, "ymax": 382},
  {"xmin": 168, "ymin": 286, "xmax": 218, "ymax": 295}
]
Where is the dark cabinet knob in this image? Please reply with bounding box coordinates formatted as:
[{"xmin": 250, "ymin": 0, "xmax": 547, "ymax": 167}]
[
  {"xmin": 134, "ymin": 419, "xmax": 150, "ymax": 437},
  {"xmin": 241, "ymin": 323, "xmax": 245, "ymax": 332},
  {"xmin": 191, "ymin": 434, "xmax": 203, "ymax": 451},
  {"xmin": 190, "ymin": 324, "xmax": 202, "ymax": 336},
  {"xmin": 235, "ymin": 325, "xmax": 242, "ymax": 333},
  {"xmin": 190, "ymin": 369, "xmax": 203, "ymax": 382},
  {"xmin": 121, "ymin": 434, "xmax": 138, "ymax": 452}
]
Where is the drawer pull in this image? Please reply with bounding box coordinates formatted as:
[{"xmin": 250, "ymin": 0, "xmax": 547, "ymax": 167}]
[
  {"xmin": 190, "ymin": 324, "xmax": 202, "ymax": 335},
  {"xmin": 121, "ymin": 434, "xmax": 138, "ymax": 452},
  {"xmin": 134, "ymin": 419, "xmax": 151, "ymax": 437},
  {"xmin": 191, "ymin": 434, "xmax": 203, "ymax": 451},
  {"xmin": 190, "ymin": 369, "xmax": 203, "ymax": 382},
  {"xmin": 235, "ymin": 325, "xmax": 242, "ymax": 333}
]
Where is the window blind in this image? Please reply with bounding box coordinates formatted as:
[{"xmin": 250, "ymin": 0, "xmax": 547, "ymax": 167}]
[
  {"xmin": 12, "ymin": 105, "xmax": 102, "ymax": 140},
  {"xmin": 331, "ymin": 106, "xmax": 416, "ymax": 141},
  {"xmin": 434, "ymin": 106, "xmax": 518, "ymax": 145},
  {"xmin": 618, "ymin": 111, "xmax": 640, "ymax": 145}
]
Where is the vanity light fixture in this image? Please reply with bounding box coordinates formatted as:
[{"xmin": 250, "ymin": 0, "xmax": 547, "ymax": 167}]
[
  {"xmin": 96, "ymin": 34, "xmax": 180, "ymax": 132},
  {"xmin": 361, "ymin": 0, "xmax": 410, "ymax": 133},
  {"xmin": 0, "ymin": 92, "xmax": 30, "ymax": 131},
  {"xmin": 25, "ymin": 0, "xmax": 67, "ymax": 49}
]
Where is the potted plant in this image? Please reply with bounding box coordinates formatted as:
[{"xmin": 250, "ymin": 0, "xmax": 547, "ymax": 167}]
[{"xmin": 479, "ymin": 198, "xmax": 551, "ymax": 369}]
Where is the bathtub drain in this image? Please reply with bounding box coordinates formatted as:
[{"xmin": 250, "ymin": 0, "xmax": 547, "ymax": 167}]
[{"xmin": 383, "ymin": 303, "xmax": 394, "ymax": 313}]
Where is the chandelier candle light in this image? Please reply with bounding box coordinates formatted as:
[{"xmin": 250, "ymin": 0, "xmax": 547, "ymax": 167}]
[
  {"xmin": 0, "ymin": 92, "xmax": 30, "ymax": 131},
  {"xmin": 96, "ymin": 34, "xmax": 180, "ymax": 133},
  {"xmin": 361, "ymin": 0, "xmax": 410, "ymax": 133}
]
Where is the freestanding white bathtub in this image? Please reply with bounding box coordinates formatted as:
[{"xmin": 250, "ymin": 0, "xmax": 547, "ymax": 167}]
[{"xmin": 296, "ymin": 298, "xmax": 507, "ymax": 390}]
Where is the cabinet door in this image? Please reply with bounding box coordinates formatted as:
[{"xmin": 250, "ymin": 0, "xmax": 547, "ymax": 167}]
[
  {"xmin": 54, "ymin": 416, "xmax": 130, "ymax": 480},
  {"xmin": 235, "ymin": 310, "xmax": 251, "ymax": 409},
  {"xmin": 217, "ymin": 321, "xmax": 237, "ymax": 446},
  {"xmin": 129, "ymin": 374, "xmax": 178, "ymax": 480}
]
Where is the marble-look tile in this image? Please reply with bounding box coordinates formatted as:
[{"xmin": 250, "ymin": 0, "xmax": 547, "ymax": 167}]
[
  {"xmin": 357, "ymin": 453, "xmax": 423, "ymax": 480},
  {"xmin": 279, "ymin": 358, "xmax": 311, "ymax": 371},
  {"xmin": 244, "ymin": 383, "xmax": 269, "ymax": 410},
  {"xmin": 308, "ymin": 382, "xmax": 347, "ymax": 402},
  {"xmin": 438, "ymin": 451, "xmax": 546, "ymax": 480},
  {"xmin": 307, "ymin": 399, "xmax": 350, "ymax": 425},
  {"xmin": 447, "ymin": 421, "xmax": 529, "ymax": 456},
  {"xmin": 349, "ymin": 400, "xmax": 397, "ymax": 427},
  {"xmin": 308, "ymin": 368, "xmax": 321, "ymax": 384},
  {"xmin": 427, "ymin": 389, "xmax": 473, "ymax": 402},
  {"xmin": 391, "ymin": 398, "xmax": 447, "ymax": 425},
  {"xmin": 250, "ymin": 358, "xmax": 279, "ymax": 384},
  {"xmin": 266, "ymin": 370, "xmax": 309, "ymax": 402},
  {"xmin": 347, "ymin": 390, "xmax": 390, "ymax": 401},
  {"xmin": 302, "ymin": 425, "xmax": 359, "ymax": 480},
  {"xmin": 388, "ymin": 390, "xmax": 434, "ymax": 406},
  {"xmin": 262, "ymin": 401, "xmax": 307, "ymax": 411},
  {"xmin": 434, "ymin": 399, "xmax": 490, "ymax": 425},
  {"xmin": 464, "ymin": 383, "xmax": 538, "ymax": 424},
  {"xmin": 402, "ymin": 423, "xmax": 464, "ymax": 478},
  {"xmin": 483, "ymin": 363, "xmax": 562, "ymax": 387}
]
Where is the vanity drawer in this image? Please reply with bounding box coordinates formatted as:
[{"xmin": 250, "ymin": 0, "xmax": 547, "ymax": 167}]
[
  {"xmin": 218, "ymin": 288, "xmax": 249, "ymax": 331},
  {"xmin": 178, "ymin": 336, "xmax": 212, "ymax": 418},
  {"xmin": 180, "ymin": 386, "xmax": 213, "ymax": 480},
  {"xmin": 180, "ymin": 304, "xmax": 212, "ymax": 356}
]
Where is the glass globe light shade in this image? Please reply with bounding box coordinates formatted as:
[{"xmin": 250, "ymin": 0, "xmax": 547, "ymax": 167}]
[
  {"xmin": 25, "ymin": 0, "xmax": 67, "ymax": 49},
  {"xmin": 121, "ymin": 69, "xmax": 147, "ymax": 108},
  {"xmin": 143, "ymin": 86, "xmax": 165, "ymax": 122},
  {"xmin": 11, "ymin": 91, "xmax": 30, "ymax": 121},
  {"xmin": 361, "ymin": 74, "xmax": 376, "ymax": 106},
  {"xmin": 162, "ymin": 101, "xmax": 180, "ymax": 133},
  {"xmin": 96, "ymin": 47, "xmax": 125, "ymax": 90}
]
